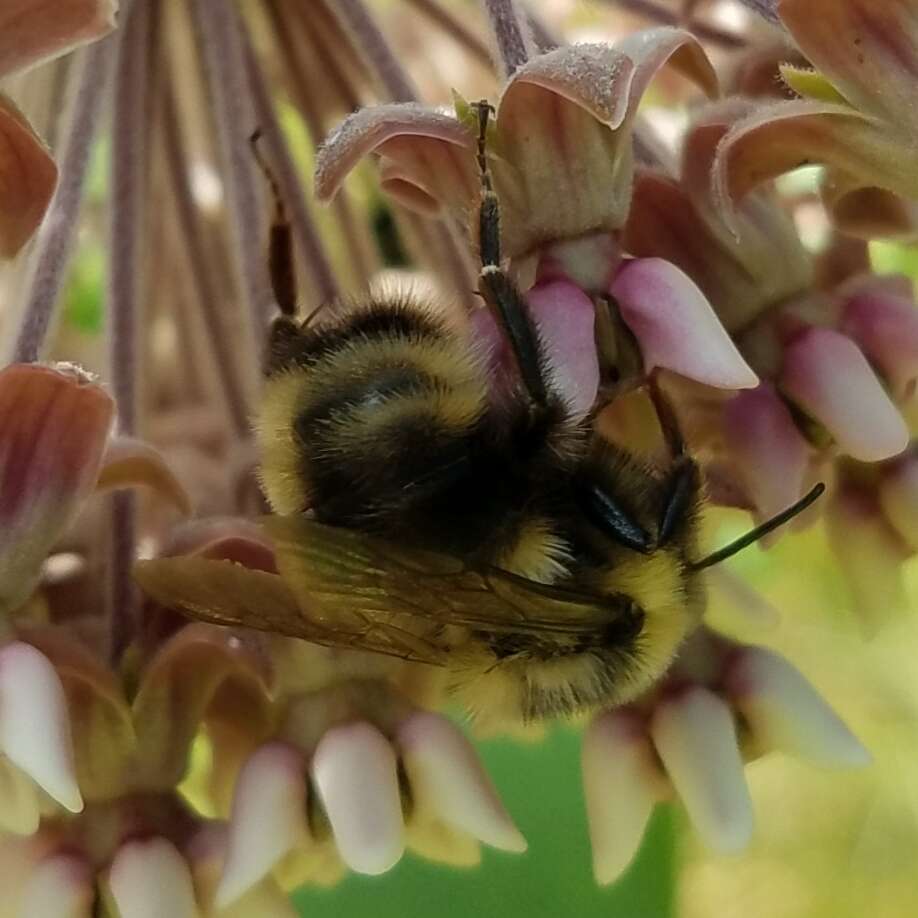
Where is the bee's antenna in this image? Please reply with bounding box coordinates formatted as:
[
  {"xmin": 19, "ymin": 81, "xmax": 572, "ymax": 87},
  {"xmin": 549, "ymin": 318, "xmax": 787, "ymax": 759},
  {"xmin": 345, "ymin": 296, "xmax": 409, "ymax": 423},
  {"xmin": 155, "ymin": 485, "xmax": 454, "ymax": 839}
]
[
  {"xmin": 249, "ymin": 128, "xmax": 297, "ymax": 318},
  {"xmin": 689, "ymin": 482, "xmax": 826, "ymax": 572}
]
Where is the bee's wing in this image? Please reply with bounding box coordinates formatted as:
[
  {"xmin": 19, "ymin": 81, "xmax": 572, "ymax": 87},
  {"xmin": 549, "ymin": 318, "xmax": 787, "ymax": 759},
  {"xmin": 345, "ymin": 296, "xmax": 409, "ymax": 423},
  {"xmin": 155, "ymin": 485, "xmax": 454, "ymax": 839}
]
[
  {"xmin": 132, "ymin": 555, "xmax": 450, "ymax": 666},
  {"xmin": 266, "ymin": 515, "xmax": 636, "ymax": 638}
]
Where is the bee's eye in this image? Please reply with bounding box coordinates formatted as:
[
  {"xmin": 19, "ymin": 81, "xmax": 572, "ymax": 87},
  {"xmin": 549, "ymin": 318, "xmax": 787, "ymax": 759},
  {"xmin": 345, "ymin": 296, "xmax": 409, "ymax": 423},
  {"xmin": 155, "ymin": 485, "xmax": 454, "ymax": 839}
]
[{"xmin": 577, "ymin": 482, "xmax": 652, "ymax": 553}]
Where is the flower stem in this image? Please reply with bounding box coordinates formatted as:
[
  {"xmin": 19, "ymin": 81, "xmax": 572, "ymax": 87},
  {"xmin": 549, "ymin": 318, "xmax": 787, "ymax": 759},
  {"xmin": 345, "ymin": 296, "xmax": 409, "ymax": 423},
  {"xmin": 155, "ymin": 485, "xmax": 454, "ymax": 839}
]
[
  {"xmin": 11, "ymin": 35, "xmax": 119, "ymax": 363},
  {"xmin": 481, "ymin": 0, "xmax": 532, "ymax": 78},
  {"xmin": 330, "ymin": 0, "xmax": 418, "ymax": 102},
  {"xmin": 190, "ymin": 0, "xmax": 272, "ymax": 349},
  {"xmin": 406, "ymin": 0, "xmax": 495, "ymax": 69},
  {"xmin": 239, "ymin": 23, "xmax": 339, "ymax": 309},
  {"xmin": 605, "ymin": 0, "xmax": 747, "ymax": 48},
  {"xmin": 107, "ymin": 0, "xmax": 157, "ymax": 662},
  {"xmin": 160, "ymin": 85, "xmax": 252, "ymax": 439}
]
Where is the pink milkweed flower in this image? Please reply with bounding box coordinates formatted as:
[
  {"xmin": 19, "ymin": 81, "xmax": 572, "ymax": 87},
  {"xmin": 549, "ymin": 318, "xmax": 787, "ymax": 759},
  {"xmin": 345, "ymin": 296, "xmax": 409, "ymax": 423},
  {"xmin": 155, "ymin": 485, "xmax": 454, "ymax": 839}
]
[
  {"xmin": 582, "ymin": 628, "xmax": 869, "ymax": 885},
  {"xmin": 713, "ymin": 0, "xmax": 918, "ymax": 240},
  {"xmin": 0, "ymin": 363, "xmax": 189, "ymax": 616},
  {"xmin": 626, "ymin": 103, "xmax": 912, "ymax": 523},
  {"xmin": 0, "ymin": 0, "xmax": 117, "ymax": 257},
  {"xmin": 314, "ymin": 31, "xmax": 757, "ymax": 396}
]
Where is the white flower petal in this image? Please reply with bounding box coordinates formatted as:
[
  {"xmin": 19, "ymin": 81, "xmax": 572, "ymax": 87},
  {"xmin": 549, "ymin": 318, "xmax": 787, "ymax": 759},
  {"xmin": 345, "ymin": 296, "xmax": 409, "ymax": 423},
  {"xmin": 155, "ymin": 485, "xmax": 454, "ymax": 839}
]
[
  {"xmin": 397, "ymin": 711, "xmax": 526, "ymax": 853},
  {"xmin": 18, "ymin": 854, "xmax": 93, "ymax": 918},
  {"xmin": 726, "ymin": 646, "xmax": 870, "ymax": 767},
  {"xmin": 0, "ymin": 642, "xmax": 82, "ymax": 813},
  {"xmin": 217, "ymin": 742, "xmax": 309, "ymax": 909},
  {"xmin": 582, "ymin": 711, "xmax": 659, "ymax": 885},
  {"xmin": 650, "ymin": 687, "xmax": 753, "ymax": 854},
  {"xmin": 108, "ymin": 838, "xmax": 200, "ymax": 918},
  {"xmin": 311, "ymin": 722, "xmax": 405, "ymax": 876}
]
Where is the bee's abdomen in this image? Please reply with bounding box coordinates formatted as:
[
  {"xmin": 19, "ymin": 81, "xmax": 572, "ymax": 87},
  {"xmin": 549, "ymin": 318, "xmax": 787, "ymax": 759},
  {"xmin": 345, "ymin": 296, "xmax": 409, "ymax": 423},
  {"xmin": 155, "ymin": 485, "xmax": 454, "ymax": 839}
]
[{"xmin": 257, "ymin": 299, "xmax": 491, "ymax": 537}]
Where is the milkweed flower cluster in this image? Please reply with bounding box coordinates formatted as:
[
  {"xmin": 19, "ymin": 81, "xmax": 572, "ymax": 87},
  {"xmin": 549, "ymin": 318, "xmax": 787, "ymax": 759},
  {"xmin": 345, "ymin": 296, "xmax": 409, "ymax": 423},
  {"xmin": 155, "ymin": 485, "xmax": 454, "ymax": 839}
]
[{"xmin": 0, "ymin": 0, "xmax": 914, "ymax": 915}]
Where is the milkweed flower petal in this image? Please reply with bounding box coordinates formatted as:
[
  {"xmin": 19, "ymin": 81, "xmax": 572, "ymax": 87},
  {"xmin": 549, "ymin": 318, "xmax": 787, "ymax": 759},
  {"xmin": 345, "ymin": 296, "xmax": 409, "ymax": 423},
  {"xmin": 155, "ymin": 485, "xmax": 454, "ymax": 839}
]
[
  {"xmin": 582, "ymin": 710, "xmax": 660, "ymax": 885},
  {"xmin": 397, "ymin": 711, "xmax": 526, "ymax": 853},
  {"xmin": 315, "ymin": 103, "xmax": 477, "ymax": 215},
  {"xmin": 0, "ymin": 364, "xmax": 114, "ymax": 614},
  {"xmin": 0, "ymin": 0, "xmax": 117, "ymax": 80},
  {"xmin": 0, "ymin": 641, "xmax": 81, "ymax": 814},
  {"xmin": 217, "ymin": 743, "xmax": 309, "ymax": 909},
  {"xmin": 777, "ymin": 0, "xmax": 918, "ymax": 130},
  {"xmin": 18, "ymin": 853, "xmax": 93, "ymax": 918},
  {"xmin": 311, "ymin": 721, "xmax": 405, "ymax": 876},
  {"xmin": 780, "ymin": 327, "xmax": 909, "ymax": 462},
  {"xmin": 610, "ymin": 258, "xmax": 758, "ymax": 389},
  {"xmin": 0, "ymin": 95, "xmax": 57, "ymax": 258},
  {"xmin": 107, "ymin": 837, "xmax": 200, "ymax": 918},
  {"xmin": 725, "ymin": 646, "xmax": 870, "ymax": 767},
  {"xmin": 722, "ymin": 383, "xmax": 810, "ymax": 523},
  {"xmin": 878, "ymin": 454, "xmax": 918, "ymax": 551},
  {"xmin": 650, "ymin": 687, "xmax": 753, "ymax": 854}
]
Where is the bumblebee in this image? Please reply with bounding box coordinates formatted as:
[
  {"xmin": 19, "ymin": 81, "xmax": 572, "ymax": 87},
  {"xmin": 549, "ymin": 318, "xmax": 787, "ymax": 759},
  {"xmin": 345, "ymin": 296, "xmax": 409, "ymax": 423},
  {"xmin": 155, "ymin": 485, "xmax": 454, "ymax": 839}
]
[{"xmin": 136, "ymin": 106, "xmax": 821, "ymax": 726}]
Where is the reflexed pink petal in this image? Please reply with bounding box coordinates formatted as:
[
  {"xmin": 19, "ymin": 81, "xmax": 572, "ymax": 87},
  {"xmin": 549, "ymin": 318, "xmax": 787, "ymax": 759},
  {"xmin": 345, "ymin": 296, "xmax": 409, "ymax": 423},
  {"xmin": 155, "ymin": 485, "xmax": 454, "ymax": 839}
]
[
  {"xmin": 0, "ymin": 0, "xmax": 116, "ymax": 79},
  {"xmin": 0, "ymin": 363, "xmax": 114, "ymax": 613},
  {"xmin": 582, "ymin": 710, "xmax": 660, "ymax": 885},
  {"xmin": 610, "ymin": 258, "xmax": 758, "ymax": 389},
  {"xmin": 841, "ymin": 289, "xmax": 918, "ymax": 396},
  {"xmin": 311, "ymin": 722, "xmax": 405, "ymax": 875},
  {"xmin": 18, "ymin": 626, "xmax": 134, "ymax": 801},
  {"xmin": 0, "ymin": 641, "xmax": 81, "ymax": 813},
  {"xmin": 722, "ymin": 384, "xmax": 810, "ymax": 523},
  {"xmin": 712, "ymin": 101, "xmax": 912, "ymax": 228},
  {"xmin": 650, "ymin": 687, "xmax": 753, "ymax": 853},
  {"xmin": 217, "ymin": 743, "xmax": 308, "ymax": 909},
  {"xmin": 315, "ymin": 103, "xmax": 476, "ymax": 214},
  {"xmin": 526, "ymin": 281, "xmax": 600, "ymax": 419},
  {"xmin": 19, "ymin": 853, "xmax": 93, "ymax": 918},
  {"xmin": 825, "ymin": 488, "xmax": 910, "ymax": 631},
  {"xmin": 470, "ymin": 280, "xmax": 599, "ymax": 417},
  {"xmin": 615, "ymin": 27, "xmax": 718, "ymax": 118},
  {"xmin": 0, "ymin": 94, "xmax": 57, "ymax": 257},
  {"xmin": 726, "ymin": 646, "xmax": 870, "ymax": 767},
  {"xmin": 778, "ymin": 0, "xmax": 918, "ymax": 132},
  {"xmin": 108, "ymin": 837, "xmax": 200, "ymax": 918},
  {"xmin": 780, "ymin": 328, "xmax": 909, "ymax": 461},
  {"xmin": 96, "ymin": 436, "xmax": 192, "ymax": 515},
  {"xmin": 397, "ymin": 711, "xmax": 526, "ymax": 853},
  {"xmin": 879, "ymin": 456, "xmax": 918, "ymax": 551}
]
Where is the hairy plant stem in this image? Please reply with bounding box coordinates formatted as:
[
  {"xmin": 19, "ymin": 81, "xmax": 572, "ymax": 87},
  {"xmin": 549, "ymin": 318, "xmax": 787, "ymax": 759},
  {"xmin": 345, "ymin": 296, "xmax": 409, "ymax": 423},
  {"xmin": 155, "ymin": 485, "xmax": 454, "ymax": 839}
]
[
  {"xmin": 407, "ymin": 0, "xmax": 495, "ymax": 69},
  {"xmin": 160, "ymin": 85, "xmax": 252, "ymax": 439},
  {"xmin": 265, "ymin": 0, "xmax": 377, "ymax": 290},
  {"xmin": 607, "ymin": 0, "xmax": 749, "ymax": 47},
  {"xmin": 240, "ymin": 20, "xmax": 339, "ymax": 309},
  {"xmin": 107, "ymin": 0, "xmax": 158, "ymax": 663},
  {"xmin": 190, "ymin": 0, "xmax": 271, "ymax": 354},
  {"xmin": 11, "ymin": 30, "xmax": 122, "ymax": 363},
  {"xmin": 481, "ymin": 0, "xmax": 532, "ymax": 78}
]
